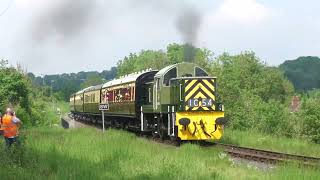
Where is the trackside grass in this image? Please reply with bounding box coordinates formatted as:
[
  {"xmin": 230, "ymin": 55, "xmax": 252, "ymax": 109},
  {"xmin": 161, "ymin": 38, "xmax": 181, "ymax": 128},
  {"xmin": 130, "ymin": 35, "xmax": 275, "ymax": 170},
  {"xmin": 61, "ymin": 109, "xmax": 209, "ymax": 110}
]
[
  {"xmin": 44, "ymin": 101, "xmax": 70, "ymax": 126},
  {"xmin": 221, "ymin": 129, "xmax": 320, "ymax": 157},
  {"xmin": 0, "ymin": 128, "xmax": 319, "ymax": 180}
]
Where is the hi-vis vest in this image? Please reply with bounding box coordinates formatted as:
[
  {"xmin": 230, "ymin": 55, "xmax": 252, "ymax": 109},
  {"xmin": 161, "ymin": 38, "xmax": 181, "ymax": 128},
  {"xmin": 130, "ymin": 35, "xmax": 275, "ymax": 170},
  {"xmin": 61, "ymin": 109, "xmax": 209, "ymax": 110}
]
[{"xmin": 0, "ymin": 115, "xmax": 18, "ymax": 138}]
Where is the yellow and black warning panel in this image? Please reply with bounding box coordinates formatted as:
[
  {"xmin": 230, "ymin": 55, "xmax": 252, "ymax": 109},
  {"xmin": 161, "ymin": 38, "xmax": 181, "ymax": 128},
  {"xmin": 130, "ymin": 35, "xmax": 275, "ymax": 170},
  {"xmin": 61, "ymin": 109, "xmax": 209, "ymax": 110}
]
[{"xmin": 184, "ymin": 78, "xmax": 216, "ymax": 111}]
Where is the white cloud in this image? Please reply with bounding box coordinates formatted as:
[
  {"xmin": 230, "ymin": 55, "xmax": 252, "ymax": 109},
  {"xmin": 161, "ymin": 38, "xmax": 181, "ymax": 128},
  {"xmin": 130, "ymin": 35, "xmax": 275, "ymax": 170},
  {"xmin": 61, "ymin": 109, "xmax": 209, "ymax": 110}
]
[
  {"xmin": 15, "ymin": 0, "xmax": 53, "ymax": 9},
  {"xmin": 209, "ymin": 0, "xmax": 273, "ymax": 24}
]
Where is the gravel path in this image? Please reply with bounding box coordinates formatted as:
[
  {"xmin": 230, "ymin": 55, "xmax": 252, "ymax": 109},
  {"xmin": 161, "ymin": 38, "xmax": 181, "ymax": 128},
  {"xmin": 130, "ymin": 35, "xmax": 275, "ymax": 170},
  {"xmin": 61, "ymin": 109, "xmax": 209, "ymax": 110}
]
[{"xmin": 231, "ymin": 157, "xmax": 275, "ymax": 171}]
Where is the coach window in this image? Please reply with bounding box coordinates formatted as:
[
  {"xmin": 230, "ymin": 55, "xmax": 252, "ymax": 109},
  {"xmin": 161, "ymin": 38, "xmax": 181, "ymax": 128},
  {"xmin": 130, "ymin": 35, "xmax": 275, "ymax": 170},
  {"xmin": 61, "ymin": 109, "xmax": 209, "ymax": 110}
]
[
  {"xmin": 132, "ymin": 87, "xmax": 135, "ymax": 101},
  {"xmin": 106, "ymin": 90, "xmax": 110, "ymax": 102},
  {"xmin": 163, "ymin": 67, "xmax": 177, "ymax": 86},
  {"xmin": 85, "ymin": 95, "xmax": 89, "ymax": 102},
  {"xmin": 195, "ymin": 67, "xmax": 208, "ymax": 77}
]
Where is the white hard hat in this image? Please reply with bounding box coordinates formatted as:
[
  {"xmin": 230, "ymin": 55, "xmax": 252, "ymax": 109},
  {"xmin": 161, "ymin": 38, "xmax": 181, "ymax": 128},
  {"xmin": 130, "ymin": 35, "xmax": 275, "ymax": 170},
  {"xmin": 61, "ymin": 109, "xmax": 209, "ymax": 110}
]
[{"xmin": 6, "ymin": 108, "xmax": 13, "ymax": 114}]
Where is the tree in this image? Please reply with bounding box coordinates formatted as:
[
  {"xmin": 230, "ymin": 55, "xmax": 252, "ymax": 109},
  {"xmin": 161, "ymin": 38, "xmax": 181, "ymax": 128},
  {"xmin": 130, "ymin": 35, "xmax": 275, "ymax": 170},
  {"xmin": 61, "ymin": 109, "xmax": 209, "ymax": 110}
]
[
  {"xmin": 0, "ymin": 60, "xmax": 30, "ymax": 112},
  {"xmin": 166, "ymin": 43, "xmax": 214, "ymax": 68},
  {"xmin": 29, "ymin": 67, "xmax": 117, "ymax": 101},
  {"xmin": 117, "ymin": 50, "xmax": 168, "ymax": 76},
  {"xmin": 167, "ymin": 43, "xmax": 184, "ymax": 64},
  {"xmin": 279, "ymin": 56, "xmax": 320, "ymax": 91},
  {"xmin": 210, "ymin": 52, "xmax": 294, "ymax": 131},
  {"xmin": 101, "ymin": 67, "xmax": 117, "ymax": 81},
  {"xmin": 80, "ymin": 74, "xmax": 105, "ymax": 89},
  {"xmin": 299, "ymin": 90, "xmax": 320, "ymax": 143},
  {"xmin": 117, "ymin": 44, "xmax": 213, "ymax": 77}
]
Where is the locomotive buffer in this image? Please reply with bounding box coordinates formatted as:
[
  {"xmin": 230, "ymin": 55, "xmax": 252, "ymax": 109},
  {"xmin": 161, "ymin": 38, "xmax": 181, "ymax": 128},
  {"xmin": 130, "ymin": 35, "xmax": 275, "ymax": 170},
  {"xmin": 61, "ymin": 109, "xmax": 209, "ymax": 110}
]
[{"xmin": 99, "ymin": 103, "xmax": 109, "ymax": 132}]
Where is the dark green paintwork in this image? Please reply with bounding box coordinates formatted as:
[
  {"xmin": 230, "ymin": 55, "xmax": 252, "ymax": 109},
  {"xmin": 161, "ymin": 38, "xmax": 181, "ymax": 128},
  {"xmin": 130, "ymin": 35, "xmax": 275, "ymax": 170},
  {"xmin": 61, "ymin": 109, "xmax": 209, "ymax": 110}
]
[
  {"xmin": 107, "ymin": 102, "xmax": 135, "ymax": 116},
  {"xmin": 72, "ymin": 62, "xmax": 220, "ymax": 116}
]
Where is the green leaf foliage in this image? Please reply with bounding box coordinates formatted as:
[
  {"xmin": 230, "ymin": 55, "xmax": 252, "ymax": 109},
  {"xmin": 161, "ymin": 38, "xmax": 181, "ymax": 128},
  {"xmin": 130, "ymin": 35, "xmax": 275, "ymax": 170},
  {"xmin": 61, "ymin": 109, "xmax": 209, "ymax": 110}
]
[
  {"xmin": 210, "ymin": 52, "xmax": 296, "ymax": 135},
  {"xmin": 116, "ymin": 43, "xmax": 214, "ymax": 76},
  {"xmin": 0, "ymin": 60, "xmax": 30, "ymax": 112},
  {"xmin": 299, "ymin": 90, "xmax": 320, "ymax": 143},
  {"xmin": 28, "ymin": 67, "xmax": 117, "ymax": 101},
  {"xmin": 117, "ymin": 50, "xmax": 169, "ymax": 76},
  {"xmin": 80, "ymin": 74, "xmax": 105, "ymax": 89},
  {"xmin": 279, "ymin": 56, "xmax": 320, "ymax": 91}
]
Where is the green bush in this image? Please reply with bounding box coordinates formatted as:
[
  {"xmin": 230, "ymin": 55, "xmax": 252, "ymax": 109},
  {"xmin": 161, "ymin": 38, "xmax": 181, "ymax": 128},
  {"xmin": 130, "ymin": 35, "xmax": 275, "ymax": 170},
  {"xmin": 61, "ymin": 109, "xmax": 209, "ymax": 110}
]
[
  {"xmin": 299, "ymin": 97, "xmax": 320, "ymax": 143},
  {"xmin": 210, "ymin": 52, "xmax": 296, "ymax": 137},
  {"xmin": 0, "ymin": 61, "xmax": 30, "ymax": 112}
]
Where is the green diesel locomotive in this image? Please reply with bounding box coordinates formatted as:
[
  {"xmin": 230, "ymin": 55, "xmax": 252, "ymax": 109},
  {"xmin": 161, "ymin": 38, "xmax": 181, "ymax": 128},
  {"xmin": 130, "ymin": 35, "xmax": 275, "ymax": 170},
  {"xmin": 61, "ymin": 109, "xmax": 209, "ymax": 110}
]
[{"xmin": 70, "ymin": 62, "xmax": 226, "ymax": 141}]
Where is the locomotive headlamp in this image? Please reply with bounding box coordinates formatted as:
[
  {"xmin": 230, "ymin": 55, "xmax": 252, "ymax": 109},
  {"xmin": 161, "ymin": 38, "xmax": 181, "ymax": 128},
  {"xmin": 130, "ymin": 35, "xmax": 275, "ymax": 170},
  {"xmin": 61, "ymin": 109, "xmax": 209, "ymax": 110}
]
[
  {"xmin": 215, "ymin": 117, "xmax": 227, "ymax": 125},
  {"xmin": 179, "ymin": 118, "xmax": 191, "ymax": 126},
  {"xmin": 179, "ymin": 118, "xmax": 191, "ymax": 131}
]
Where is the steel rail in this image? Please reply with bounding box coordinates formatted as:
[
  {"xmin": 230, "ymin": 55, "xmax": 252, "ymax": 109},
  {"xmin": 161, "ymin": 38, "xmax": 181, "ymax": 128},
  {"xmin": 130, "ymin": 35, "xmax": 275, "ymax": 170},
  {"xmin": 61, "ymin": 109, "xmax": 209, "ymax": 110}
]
[{"xmin": 214, "ymin": 143, "xmax": 320, "ymax": 167}]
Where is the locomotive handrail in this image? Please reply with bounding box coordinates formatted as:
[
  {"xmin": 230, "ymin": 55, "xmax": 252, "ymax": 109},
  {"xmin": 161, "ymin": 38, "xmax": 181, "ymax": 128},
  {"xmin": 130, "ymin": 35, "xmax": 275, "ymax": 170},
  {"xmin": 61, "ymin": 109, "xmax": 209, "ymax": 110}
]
[{"xmin": 179, "ymin": 84, "xmax": 183, "ymax": 101}]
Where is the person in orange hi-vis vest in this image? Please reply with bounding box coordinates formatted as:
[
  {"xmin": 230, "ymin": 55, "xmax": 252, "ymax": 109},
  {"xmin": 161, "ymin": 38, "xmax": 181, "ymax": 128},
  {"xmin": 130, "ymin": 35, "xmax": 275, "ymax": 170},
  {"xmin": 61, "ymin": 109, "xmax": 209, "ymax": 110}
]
[
  {"xmin": 0, "ymin": 108, "xmax": 22, "ymax": 148},
  {"xmin": 0, "ymin": 112, "xmax": 2, "ymax": 135}
]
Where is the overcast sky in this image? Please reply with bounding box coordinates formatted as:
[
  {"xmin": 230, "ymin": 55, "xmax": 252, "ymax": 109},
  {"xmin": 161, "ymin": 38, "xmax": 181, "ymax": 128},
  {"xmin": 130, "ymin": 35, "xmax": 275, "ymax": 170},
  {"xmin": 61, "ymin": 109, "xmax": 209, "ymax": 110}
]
[{"xmin": 0, "ymin": 0, "xmax": 319, "ymax": 75}]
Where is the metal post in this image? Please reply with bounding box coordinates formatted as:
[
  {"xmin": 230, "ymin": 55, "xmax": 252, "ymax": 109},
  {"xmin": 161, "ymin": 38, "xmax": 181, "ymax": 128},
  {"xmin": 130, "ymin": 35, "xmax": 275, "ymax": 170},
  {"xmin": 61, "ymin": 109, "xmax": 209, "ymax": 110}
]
[
  {"xmin": 168, "ymin": 106, "xmax": 170, "ymax": 136},
  {"xmin": 102, "ymin": 110, "xmax": 105, "ymax": 133},
  {"xmin": 140, "ymin": 106, "xmax": 144, "ymax": 131},
  {"xmin": 172, "ymin": 106, "xmax": 175, "ymax": 136}
]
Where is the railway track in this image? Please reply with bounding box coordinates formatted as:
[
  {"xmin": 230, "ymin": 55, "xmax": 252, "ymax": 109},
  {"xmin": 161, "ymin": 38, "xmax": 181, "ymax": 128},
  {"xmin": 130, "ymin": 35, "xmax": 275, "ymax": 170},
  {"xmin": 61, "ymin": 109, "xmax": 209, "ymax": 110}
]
[
  {"xmin": 62, "ymin": 115, "xmax": 320, "ymax": 167},
  {"xmin": 209, "ymin": 143, "xmax": 320, "ymax": 167}
]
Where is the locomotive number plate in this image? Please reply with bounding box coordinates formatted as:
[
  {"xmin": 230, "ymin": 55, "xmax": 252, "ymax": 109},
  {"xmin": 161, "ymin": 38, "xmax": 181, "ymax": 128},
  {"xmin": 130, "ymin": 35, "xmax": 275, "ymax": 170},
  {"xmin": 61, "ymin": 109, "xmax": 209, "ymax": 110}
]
[{"xmin": 188, "ymin": 98, "xmax": 213, "ymax": 107}]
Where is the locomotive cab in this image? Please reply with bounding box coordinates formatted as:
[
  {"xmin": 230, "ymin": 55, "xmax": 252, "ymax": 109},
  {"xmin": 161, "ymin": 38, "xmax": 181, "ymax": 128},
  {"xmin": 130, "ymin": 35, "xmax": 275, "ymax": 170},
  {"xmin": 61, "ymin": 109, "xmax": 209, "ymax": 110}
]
[{"xmin": 153, "ymin": 63, "xmax": 208, "ymax": 111}]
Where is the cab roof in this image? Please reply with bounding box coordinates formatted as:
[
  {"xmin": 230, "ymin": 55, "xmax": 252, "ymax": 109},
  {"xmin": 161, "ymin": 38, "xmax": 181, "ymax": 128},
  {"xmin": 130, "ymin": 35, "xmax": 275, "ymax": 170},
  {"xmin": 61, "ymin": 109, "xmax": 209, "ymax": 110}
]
[
  {"xmin": 154, "ymin": 62, "xmax": 207, "ymax": 78},
  {"xmin": 154, "ymin": 64, "xmax": 176, "ymax": 78}
]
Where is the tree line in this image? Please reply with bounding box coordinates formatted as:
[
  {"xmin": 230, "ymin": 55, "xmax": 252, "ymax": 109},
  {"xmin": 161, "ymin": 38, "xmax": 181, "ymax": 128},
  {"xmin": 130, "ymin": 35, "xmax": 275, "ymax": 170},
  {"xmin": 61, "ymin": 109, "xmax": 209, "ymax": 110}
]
[
  {"xmin": 27, "ymin": 67, "xmax": 117, "ymax": 101},
  {"xmin": 280, "ymin": 56, "xmax": 320, "ymax": 91}
]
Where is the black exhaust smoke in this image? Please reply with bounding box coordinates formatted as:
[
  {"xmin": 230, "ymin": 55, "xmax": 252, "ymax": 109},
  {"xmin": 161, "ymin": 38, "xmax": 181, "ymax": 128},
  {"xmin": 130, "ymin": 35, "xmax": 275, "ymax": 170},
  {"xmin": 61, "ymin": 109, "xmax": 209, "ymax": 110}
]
[
  {"xmin": 135, "ymin": 1, "xmax": 203, "ymax": 63},
  {"xmin": 31, "ymin": 0, "xmax": 98, "ymax": 42},
  {"xmin": 176, "ymin": 8, "xmax": 202, "ymax": 63},
  {"xmin": 31, "ymin": 1, "xmax": 202, "ymax": 62}
]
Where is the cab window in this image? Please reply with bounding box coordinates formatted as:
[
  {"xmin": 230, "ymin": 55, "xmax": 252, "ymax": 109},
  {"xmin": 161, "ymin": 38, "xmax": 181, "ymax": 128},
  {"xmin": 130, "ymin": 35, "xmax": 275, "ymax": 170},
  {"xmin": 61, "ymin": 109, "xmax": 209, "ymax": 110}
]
[
  {"xmin": 195, "ymin": 67, "xmax": 208, "ymax": 76},
  {"xmin": 163, "ymin": 68, "xmax": 177, "ymax": 86}
]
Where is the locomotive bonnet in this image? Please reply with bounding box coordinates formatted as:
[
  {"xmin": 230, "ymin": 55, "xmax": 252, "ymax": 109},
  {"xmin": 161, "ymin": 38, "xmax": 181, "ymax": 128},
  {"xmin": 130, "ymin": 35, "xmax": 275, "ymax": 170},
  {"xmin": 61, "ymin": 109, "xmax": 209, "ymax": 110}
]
[{"xmin": 70, "ymin": 62, "xmax": 225, "ymax": 141}]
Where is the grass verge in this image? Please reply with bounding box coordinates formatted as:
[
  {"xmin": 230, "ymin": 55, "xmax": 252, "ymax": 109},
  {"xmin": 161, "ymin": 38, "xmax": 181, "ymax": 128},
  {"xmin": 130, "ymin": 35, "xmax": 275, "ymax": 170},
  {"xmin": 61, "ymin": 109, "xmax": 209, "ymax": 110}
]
[{"xmin": 0, "ymin": 128, "xmax": 319, "ymax": 179}]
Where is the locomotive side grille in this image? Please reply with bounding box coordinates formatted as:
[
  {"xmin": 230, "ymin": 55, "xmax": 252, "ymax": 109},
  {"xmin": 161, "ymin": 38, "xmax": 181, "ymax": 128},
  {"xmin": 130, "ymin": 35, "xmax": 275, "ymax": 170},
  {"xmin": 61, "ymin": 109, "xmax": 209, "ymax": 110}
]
[{"xmin": 184, "ymin": 79, "xmax": 216, "ymax": 111}]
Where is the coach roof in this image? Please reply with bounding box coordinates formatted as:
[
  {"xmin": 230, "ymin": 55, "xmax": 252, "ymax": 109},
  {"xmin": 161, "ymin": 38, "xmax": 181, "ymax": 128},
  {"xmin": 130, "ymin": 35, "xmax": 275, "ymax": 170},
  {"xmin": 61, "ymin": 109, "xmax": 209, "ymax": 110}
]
[
  {"xmin": 75, "ymin": 86, "xmax": 93, "ymax": 95},
  {"xmin": 84, "ymin": 84, "xmax": 103, "ymax": 92},
  {"xmin": 102, "ymin": 69, "xmax": 157, "ymax": 88}
]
